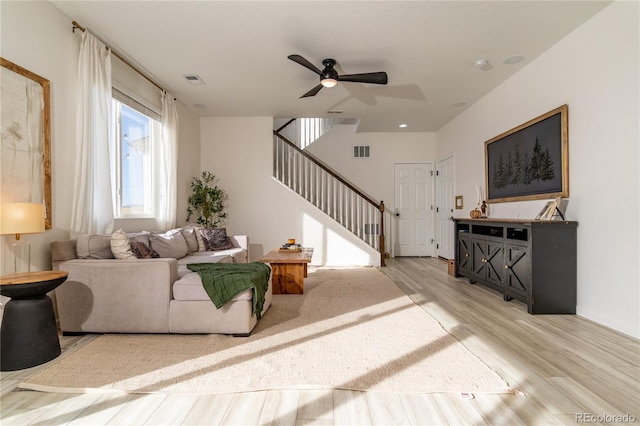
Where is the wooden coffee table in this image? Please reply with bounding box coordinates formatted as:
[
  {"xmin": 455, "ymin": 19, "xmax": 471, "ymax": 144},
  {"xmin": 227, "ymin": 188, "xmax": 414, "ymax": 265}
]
[{"xmin": 260, "ymin": 247, "xmax": 313, "ymax": 294}]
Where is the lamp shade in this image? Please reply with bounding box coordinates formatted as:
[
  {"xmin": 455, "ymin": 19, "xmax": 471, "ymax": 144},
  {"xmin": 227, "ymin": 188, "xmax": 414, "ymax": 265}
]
[
  {"xmin": 0, "ymin": 203, "xmax": 45, "ymax": 236},
  {"xmin": 321, "ymin": 78, "xmax": 337, "ymax": 88}
]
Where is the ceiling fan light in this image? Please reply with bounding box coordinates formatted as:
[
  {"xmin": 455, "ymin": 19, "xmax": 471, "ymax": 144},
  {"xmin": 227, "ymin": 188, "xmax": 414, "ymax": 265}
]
[{"xmin": 321, "ymin": 78, "xmax": 338, "ymax": 88}]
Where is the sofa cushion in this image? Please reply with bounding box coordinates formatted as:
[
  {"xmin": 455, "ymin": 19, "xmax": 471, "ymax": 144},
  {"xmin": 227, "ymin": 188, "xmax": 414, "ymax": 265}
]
[
  {"xmin": 76, "ymin": 232, "xmax": 151, "ymax": 259},
  {"xmin": 186, "ymin": 247, "xmax": 246, "ymax": 263},
  {"xmin": 216, "ymin": 248, "xmax": 247, "ymax": 263},
  {"xmin": 173, "ymin": 271, "xmax": 252, "ymax": 302},
  {"xmin": 149, "ymin": 228, "xmax": 189, "ymax": 259},
  {"xmin": 176, "ymin": 253, "xmax": 232, "ymax": 278},
  {"xmin": 77, "ymin": 234, "xmax": 114, "ymax": 259},
  {"xmin": 200, "ymin": 228, "xmax": 234, "ymax": 251}
]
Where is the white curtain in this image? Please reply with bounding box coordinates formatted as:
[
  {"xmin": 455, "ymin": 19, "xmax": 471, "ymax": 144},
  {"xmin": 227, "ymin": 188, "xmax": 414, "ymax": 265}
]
[
  {"xmin": 70, "ymin": 31, "xmax": 114, "ymax": 236},
  {"xmin": 157, "ymin": 91, "xmax": 178, "ymax": 229}
]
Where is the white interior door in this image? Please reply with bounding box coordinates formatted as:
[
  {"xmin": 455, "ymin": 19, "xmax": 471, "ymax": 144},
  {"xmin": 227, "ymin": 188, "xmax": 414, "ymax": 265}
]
[
  {"xmin": 394, "ymin": 163, "xmax": 433, "ymax": 257},
  {"xmin": 436, "ymin": 156, "xmax": 455, "ymax": 259}
]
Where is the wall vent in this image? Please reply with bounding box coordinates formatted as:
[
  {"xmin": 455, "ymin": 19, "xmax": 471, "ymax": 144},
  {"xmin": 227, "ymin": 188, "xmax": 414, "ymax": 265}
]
[{"xmin": 353, "ymin": 145, "xmax": 370, "ymax": 158}]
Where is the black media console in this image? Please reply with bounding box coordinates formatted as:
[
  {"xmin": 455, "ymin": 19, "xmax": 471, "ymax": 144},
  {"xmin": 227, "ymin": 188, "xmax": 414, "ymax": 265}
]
[{"xmin": 454, "ymin": 218, "xmax": 578, "ymax": 314}]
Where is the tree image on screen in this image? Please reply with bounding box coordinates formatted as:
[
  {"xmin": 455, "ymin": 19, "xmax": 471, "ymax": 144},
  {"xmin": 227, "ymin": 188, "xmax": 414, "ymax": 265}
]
[{"xmin": 492, "ymin": 138, "xmax": 554, "ymax": 189}]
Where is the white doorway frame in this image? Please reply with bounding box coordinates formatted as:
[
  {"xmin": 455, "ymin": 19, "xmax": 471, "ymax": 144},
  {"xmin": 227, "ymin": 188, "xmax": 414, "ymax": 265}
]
[
  {"xmin": 435, "ymin": 155, "xmax": 455, "ymax": 260},
  {"xmin": 392, "ymin": 162, "xmax": 435, "ymax": 258}
]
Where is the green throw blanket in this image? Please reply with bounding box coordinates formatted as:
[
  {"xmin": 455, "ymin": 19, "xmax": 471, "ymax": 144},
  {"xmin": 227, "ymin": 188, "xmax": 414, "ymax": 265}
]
[{"xmin": 187, "ymin": 262, "xmax": 271, "ymax": 320}]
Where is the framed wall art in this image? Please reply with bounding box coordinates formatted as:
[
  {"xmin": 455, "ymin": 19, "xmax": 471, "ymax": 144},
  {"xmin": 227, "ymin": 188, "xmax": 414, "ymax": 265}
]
[
  {"xmin": 455, "ymin": 195, "xmax": 463, "ymax": 209},
  {"xmin": 1, "ymin": 58, "xmax": 51, "ymax": 229},
  {"xmin": 485, "ymin": 104, "xmax": 568, "ymax": 203}
]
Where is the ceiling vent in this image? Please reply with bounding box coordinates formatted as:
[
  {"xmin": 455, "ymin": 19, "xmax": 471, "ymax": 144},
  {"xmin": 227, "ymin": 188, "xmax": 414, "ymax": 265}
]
[{"xmin": 183, "ymin": 74, "xmax": 205, "ymax": 85}]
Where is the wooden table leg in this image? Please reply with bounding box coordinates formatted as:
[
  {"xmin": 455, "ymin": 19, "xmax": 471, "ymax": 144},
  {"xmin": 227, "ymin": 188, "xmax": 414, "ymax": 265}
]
[{"xmin": 271, "ymin": 263, "xmax": 304, "ymax": 294}]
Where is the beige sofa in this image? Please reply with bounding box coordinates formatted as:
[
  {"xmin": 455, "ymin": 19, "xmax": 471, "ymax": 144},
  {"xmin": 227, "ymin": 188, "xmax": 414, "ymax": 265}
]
[{"xmin": 51, "ymin": 228, "xmax": 271, "ymax": 336}]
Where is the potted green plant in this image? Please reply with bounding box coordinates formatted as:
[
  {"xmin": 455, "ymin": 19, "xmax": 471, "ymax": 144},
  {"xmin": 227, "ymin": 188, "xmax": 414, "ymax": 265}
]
[{"xmin": 186, "ymin": 171, "xmax": 228, "ymax": 229}]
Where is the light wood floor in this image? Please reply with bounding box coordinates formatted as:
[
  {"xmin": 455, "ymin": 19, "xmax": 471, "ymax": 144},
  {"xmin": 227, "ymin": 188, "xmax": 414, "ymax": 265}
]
[{"xmin": 1, "ymin": 257, "xmax": 638, "ymax": 425}]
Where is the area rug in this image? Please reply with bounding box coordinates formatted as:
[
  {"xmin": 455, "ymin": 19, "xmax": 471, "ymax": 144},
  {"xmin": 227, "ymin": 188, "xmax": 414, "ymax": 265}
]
[{"xmin": 21, "ymin": 267, "xmax": 511, "ymax": 395}]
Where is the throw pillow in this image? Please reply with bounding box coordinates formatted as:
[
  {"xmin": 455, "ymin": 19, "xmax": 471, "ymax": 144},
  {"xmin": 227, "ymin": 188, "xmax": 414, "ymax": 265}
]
[
  {"xmin": 200, "ymin": 228, "xmax": 234, "ymax": 251},
  {"xmin": 181, "ymin": 226, "xmax": 200, "ymax": 254},
  {"xmin": 111, "ymin": 229, "xmax": 136, "ymax": 259},
  {"xmin": 130, "ymin": 241, "xmax": 160, "ymax": 259},
  {"xmin": 149, "ymin": 228, "xmax": 189, "ymax": 259},
  {"xmin": 77, "ymin": 234, "xmax": 115, "ymax": 259},
  {"xmin": 194, "ymin": 226, "xmax": 206, "ymax": 251}
]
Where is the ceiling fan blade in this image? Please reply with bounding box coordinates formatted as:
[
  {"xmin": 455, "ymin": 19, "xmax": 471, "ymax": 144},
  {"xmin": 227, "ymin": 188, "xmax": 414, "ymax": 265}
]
[
  {"xmin": 300, "ymin": 84, "xmax": 324, "ymax": 98},
  {"xmin": 338, "ymin": 72, "xmax": 388, "ymax": 85},
  {"xmin": 288, "ymin": 54, "xmax": 322, "ymax": 75}
]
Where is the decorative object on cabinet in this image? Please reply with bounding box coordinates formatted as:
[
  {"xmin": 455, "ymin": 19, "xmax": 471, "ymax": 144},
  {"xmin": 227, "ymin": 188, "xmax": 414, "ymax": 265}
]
[
  {"xmin": 0, "ymin": 58, "xmax": 52, "ymax": 229},
  {"xmin": 485, "ymin": 104, "xmax": 568, "ymax": 203},
  {"xmin": 550, "ymin": 197, "xmax": 568, "ymax": 220},
  {"xmin": 535, "ymin": 196, "xmax": 567, "ymax": 221},
  {"xmin": 470, "ymin": 208, "xmax": 482, "ymax": 218},
  {"xmin": 535, "ymin": 201, "xmax": 555, "ymax": 220},
  {"xmin": 454, "ymin": 218, "xmax": 577, "ymax": 314}
]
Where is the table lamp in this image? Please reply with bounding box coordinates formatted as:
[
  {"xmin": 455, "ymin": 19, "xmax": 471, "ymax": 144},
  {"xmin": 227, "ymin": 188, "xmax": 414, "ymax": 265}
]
[{"xmin": 0, "ymin": 203, "xmax": 45, "ymax": 273}]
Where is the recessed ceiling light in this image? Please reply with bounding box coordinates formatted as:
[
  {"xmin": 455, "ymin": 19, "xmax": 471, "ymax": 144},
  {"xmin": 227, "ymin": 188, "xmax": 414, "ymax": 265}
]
[
  {"xmin": 503, "ymin": 55, "xmax": 524, "ymax": 65},
  {"xmin": 193, "ymin": 104, "xmax": 207, "ymax": 109},
  {"xmin": 398, "ymin": 124, "xmax": 408, "ymax": 128},
  {"xmin": 473, "ymin": 59, "xmax": 493, "ymax": 71},
  {"xmin": 452, "ymin": 101, "xmax": 467, "ymax": 107}
]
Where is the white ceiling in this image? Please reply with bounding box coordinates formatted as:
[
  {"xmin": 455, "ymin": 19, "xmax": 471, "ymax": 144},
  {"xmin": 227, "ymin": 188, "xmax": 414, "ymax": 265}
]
[{"xmin": 51, "ymin": 1, "xmax": 611, "ymax": 133}]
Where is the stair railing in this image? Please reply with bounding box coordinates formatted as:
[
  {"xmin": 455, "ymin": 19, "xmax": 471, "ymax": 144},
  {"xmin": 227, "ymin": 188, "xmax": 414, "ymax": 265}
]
[
  {"xmin": 273, "ymin": 127, "xmax": 386, "ymax": 266},
  {"xmin": 275, "ymin": 117, "xmax": 338, "ymax": 149}
]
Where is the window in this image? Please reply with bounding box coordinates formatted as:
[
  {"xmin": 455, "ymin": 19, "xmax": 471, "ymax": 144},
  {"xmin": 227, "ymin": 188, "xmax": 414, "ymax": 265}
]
[{"xmin": 112, "ymin": 96, "xmax": 161, "ymax": 218}]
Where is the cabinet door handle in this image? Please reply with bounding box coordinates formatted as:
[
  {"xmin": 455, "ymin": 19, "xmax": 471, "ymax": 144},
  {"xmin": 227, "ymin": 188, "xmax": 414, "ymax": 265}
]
[{"xmin": 505, "ymin": 265, "xmax": 511, "ymax": 269}]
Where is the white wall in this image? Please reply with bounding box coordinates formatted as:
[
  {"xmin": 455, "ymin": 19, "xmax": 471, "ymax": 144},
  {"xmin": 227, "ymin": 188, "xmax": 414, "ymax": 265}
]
[
  {"xmin": 0, "ymin": 1, "xmax": 201, "ymax": 273},
  {"xmin": 1, "ymin": 1, "xmax": 78, "ymax": 274},
  {"xmin": 306, "ymin": 125, "xmax": 436, "ymax": 213},
  {"xmin": 175, "ymin": 105, "xmax": 201, "ymax": 227},
  {"xmin": 436, "ymin": 1, "xmax": 639, "ymax": 338},
  {"xmin": 199, "ymin": 117, "xmax": 381, "ymax": 266},
  {"xmin": 305, "ymin": 124, "xmax": 437, "ymax": 256}
]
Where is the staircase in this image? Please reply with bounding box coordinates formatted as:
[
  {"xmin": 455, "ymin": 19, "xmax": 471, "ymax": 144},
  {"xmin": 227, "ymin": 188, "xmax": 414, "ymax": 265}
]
[
  {"xmin": 275, "ymin": 117, "xmax": 359, "ymax": 149},
  {"xmin": 273, "ymin": 119, "xmax": 386, "ymax": 266}
]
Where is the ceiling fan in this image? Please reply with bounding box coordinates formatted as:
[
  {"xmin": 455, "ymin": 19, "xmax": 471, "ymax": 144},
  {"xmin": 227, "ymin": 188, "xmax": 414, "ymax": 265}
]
[{"xmin": 288, "ymin": 54, "xmax": 388, "ymax": 98}]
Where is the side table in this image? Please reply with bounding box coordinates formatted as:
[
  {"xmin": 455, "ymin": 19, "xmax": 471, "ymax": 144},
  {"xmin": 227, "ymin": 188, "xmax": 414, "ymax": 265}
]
[
  {"xmin": 0, "ymin": 270, "xmax": 67, "ymax": 371},
  {"xmin": 259, "ymin": 247, "xmax": 313, "ymax": 294}
]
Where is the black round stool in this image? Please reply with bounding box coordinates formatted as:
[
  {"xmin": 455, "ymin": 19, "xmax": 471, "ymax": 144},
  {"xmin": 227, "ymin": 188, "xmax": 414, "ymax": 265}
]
[{"xmin": 1, "ymin": 271, "xmax": 67, "ymax": 371}]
